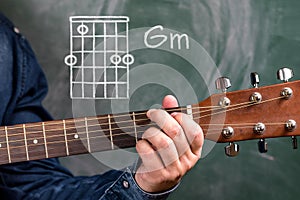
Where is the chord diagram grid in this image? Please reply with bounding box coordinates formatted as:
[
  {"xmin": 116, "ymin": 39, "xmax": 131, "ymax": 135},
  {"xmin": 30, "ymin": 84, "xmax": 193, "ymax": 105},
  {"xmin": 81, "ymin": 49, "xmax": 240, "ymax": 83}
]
[{"xmin": 65, "ymin": 16, "xmax": 134, "ymax": 99}]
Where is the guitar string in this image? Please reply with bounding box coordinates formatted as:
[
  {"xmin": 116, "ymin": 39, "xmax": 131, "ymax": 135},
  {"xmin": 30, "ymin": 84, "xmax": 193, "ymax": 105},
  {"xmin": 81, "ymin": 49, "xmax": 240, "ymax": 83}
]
[
  {"xmin": 0, "ymin": 121, "xmax": 292, "ymax": 162},
  {"xmin": 0, "ymin": 120, "xmax": 288, "ymax": 146},
  {"xmin": 0, "ymin": 122, "xmax": 286, "ymax": 161},
  {"xmin": 0, "ymin": 131, "xmax": 148, "ymax": 161},
  {"xmin": 1, "ymin": 94, "xmax": 257, "ymax": 132},
  {"xmin": 0, "ymin": 95, "xmax": 292, "ymax": 160},
  {"xmin": 0, "ymin": 122, "xmax": 293, "ymax": 162},
  {"xmin": 0, "ymin": 92, "xmax": 269, "ymax": 137},
  {"xmin": 0, "ymin": 95, "xmax": 290, "ymax": 152},
  {"xmin": 200, "ymin": 96, "xmax": 284, "ymax": 119},
  {"xmin": 6, "ymin": 131, "xmax": 143, "ymax": 151},
  {"xmin": 0, "ymin": 95, "xmax": 288, "ymax": 144},
  {"xmin": 0, "ymin": 94, "xmax": 285, "ymax": 137},
  {"xmin": 0, "ymin": 106, "xmax": 193, "ymax": 130},
  {"xmin": 0, "ymin": 121, "xmax": 288, "ymax": 145}
]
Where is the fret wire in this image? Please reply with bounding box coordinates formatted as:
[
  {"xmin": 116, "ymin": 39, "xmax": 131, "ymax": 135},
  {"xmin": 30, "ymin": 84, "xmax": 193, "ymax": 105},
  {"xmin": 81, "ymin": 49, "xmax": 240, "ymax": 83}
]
[
  {"xmin": 63, "ymin": 120, "xmax": 70, "ymax": 156},
  {"xmin": 0, "ymin": 95, "xmax": 286, "ymax": 147},
  {"xmin": 6, "ymin": 114, "xmax": 145, "ymax": 139},
  {"xmin": 0, "ymin": 121, "xmax": 151, "ymax": 145},
  {"xmin": 3, "ymin": 116, "xmax": 150, "ymax": 139},
  {"xmin": 0, "ymin": 89, "xmax": 296, "ymax": 162},
  {"xmin": 0, "ymin": 121, "xmax": 281, "ymax": 157},
  {"xmin": 4, "ymin": 117, "xmax": 148, "ymax": 141},
  {"xmin": 0, "ymin": 108, "xmax": 150, "ymax": 140},
  {"xmin": 0, "ymin": 141, "xmax": 77, "ymax": 161},
  {"xmin": 5, "ymin": 126, "xmax": 11, "ymax": 163},
  {"xmin": 132, "ymin": 112, "xmax": 138, "ymax": 143},
  {"xmin": 8, "ymin": 114, "xmax": 285, "ymax": 148},
  {"xmin": 42, "ymin": 122, "xmax": 49, "ymax": 158},
  {"xmin": 1, "ymin": 114, "xmax": 199, "ymax": 147},
  {"xmin": 3, "ymin": 117, "xmax": 292, "ymax": 156},
  {"xmin": 108, "ymin": 114, "xmax": 114, "ymax": 150},
  {"xmin": 23, "ymin": 124, "xmax": 29, "ymax": 160},
  {"xmin": 4, "ymin": 121, "xmax": 149, "ymax": 146},
  {"xmin": 0, "ymin": 132, "xmax": 144, "ymax": 160},
  {"xmin": 1, "ymin": 106, "xmax": 187, "ymax": 132},
  {"xmin": 85, "ymin": 117, "xmax": 91, "ymax": 152},
  {"xmin": 1, "ymin": 107, "xmax": 190, "ymax": 135},
  {"xmin": 1, "ymin": 95, "xmax": 281, "ymax": 134},
  {"xmin": 0, "ymin": 93, "xmax": 288, "ymax": 163},
  {"xmin": 6, "ymin": 129, "xmax": 141, "ymax": 151},
  {"xmin": 3, "ymin": 131, "xmax": 139, "ymax": 156},
  {"xmin": 1, "ymin": 120, "xmax": 287, "ymax": 149}
]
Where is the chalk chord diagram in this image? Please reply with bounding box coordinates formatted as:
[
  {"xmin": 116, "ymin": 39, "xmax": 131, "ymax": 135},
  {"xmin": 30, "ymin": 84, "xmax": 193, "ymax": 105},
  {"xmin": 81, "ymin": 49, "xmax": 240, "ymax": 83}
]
[{"xmin": 65, "ymin": 16, "xmax": 134, "ymax": 99}]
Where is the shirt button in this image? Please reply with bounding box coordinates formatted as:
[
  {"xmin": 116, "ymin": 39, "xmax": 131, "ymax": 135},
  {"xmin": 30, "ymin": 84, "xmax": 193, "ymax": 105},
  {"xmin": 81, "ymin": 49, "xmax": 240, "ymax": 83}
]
[
  {"xmin": 13, "ymin": 27, "xmax": 20, "ymax": 34},
  {"xmin": 122, "ymin": 180, "xmax": 129, "ymax": 189}
]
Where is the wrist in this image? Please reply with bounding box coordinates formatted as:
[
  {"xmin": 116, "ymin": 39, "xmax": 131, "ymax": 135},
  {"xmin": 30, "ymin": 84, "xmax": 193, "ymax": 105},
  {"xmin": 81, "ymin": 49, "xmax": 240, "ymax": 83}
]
[{"xmin": 134, "ymin": 171, "xmax": 180, "ymax": 193}]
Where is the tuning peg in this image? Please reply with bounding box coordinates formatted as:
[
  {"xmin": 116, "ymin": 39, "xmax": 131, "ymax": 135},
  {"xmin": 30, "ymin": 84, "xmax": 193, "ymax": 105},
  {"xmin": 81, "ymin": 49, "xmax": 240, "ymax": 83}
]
[
  {"xmin": 225, "ymin": 142, "xmax": 239, "ymax": 157},
  {"xmin": 277, "ymin": 67, "xmax": 294, "ymax": 82},
  {"xmin": 292, "ymin": 136, "xmax": 297, "ymax": 149},
  {"xmin": 250, "ymin": 72, "xmax": 260, "ymax": 88},
  {"xmin": 258, "ymin": 139, "xmax": 268, "ymax": 153},
  {"xmin": 215, "ymin": 77, "xmax": 231, "ymax": 93}
]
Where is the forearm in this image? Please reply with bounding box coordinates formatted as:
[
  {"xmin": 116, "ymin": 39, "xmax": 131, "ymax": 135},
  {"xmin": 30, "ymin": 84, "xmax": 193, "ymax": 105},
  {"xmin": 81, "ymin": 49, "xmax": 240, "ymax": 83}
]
[{"xmin": 0, "ymin": 159, "xmax": 173, "ymax": 200}]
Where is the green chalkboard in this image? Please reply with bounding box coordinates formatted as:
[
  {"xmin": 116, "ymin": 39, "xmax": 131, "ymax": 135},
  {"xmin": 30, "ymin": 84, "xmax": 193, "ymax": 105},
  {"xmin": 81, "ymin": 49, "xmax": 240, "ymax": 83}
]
[{"xmin": 1, "ymin": 0, "xmax": 300, "ymax": 199}]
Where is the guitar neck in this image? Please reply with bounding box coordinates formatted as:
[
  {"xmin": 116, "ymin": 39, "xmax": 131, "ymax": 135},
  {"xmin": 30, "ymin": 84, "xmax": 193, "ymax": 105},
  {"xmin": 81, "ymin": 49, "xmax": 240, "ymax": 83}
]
[
  {"xmin": 0, "ymin": 105, "xmax": 194, "ymax": 165},
  {"xmin": 3, "ymin": 79, "xmax": 300, "ymax": 165}
]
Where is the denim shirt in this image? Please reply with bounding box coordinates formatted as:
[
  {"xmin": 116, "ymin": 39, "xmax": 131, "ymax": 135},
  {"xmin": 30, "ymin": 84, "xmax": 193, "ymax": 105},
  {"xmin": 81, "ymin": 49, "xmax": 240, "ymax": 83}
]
[{"xmin": 0, "ymin": 14, "xmax": 175, "ymax": 200}]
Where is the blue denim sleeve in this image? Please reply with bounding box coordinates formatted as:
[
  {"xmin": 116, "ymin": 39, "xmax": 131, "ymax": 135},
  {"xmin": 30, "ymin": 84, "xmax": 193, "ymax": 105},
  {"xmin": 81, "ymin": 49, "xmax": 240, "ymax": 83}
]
[{"xmin": 0, "ymin": 14, "xmax": 174, "ymax": 200}]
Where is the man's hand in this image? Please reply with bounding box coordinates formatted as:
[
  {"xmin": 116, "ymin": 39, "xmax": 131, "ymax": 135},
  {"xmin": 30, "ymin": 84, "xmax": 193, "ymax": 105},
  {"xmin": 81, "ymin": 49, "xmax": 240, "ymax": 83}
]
[{"xmin": 135, "ymin": 95, "xmax": 204, "ymax": 193}]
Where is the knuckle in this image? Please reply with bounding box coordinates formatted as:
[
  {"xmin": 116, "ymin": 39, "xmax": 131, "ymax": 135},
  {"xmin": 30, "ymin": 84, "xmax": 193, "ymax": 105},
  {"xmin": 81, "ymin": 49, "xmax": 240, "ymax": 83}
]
[
  {"xmin": 180, "ymin": 155, "xmax": 195, "ymax": 171},
  {"xmin": 170, "ymin": 167, "xmax": 184, "ymax": 182},
  {"xmin": 163, "ymin": 172, "xmax": 181, "ymax": 183},
  {"xmin": 159, "ymin": 137, "xmax": 173, "ymax": 149},
  {"xmin": 173, "ymin": 112, "xmax": 184, "ymax": 123},
  {"xmin": 193, "ymin": 130, "xmax": 202, "ymax": 141},
  {"xmin": 185, "ymin": 161, "xmax": 193, "ymax": 171},
  {"xmin": 191, "ymin": 127, "xmax": 203, "ymax": 143},
  {"xmin": 156, "ymin": 166, "xmax": 184, "ymax": 185},
  {"xmin": 143, "ymin": 127, "xmax": 160, "ymax": 139},
  {"xmin": 173, "ymin": 172, "xmax": 182, "ymax": 182},
  {"xmin": 146, "ymin": 126, "xmax": 157, "ymax": 132},
  {"xmin": 169, "ymin": 125, "xmax": 182, "ymax": 137}
]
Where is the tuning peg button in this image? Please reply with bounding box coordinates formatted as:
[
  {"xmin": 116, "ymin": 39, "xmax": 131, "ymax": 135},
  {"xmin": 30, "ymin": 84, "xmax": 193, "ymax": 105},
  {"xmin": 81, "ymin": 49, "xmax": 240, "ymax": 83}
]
[
  {"xmin": 286, "ymin": 120, "xmax": 297, "ymax": 132},
  {"xmin": 254, "ymin": 123, "xmax": 266, "ymax": 134},
  {"xmin": 250, "ymin": 72, "xmax": 260, "ymax": 88},
  {"xmin": 277, "ymin": 68, "xmax": 294, "ymax": 82},
  {"xmin": 215, "ymin": 77, "xmax": 231, "ymax": 93},
  {"xmin": 292, "ymin": 136, "xmax": 297, "ymax": 149},
  {"xmin": 222, "ymin": 126, "xmax": 234, "ymax": 139},
  {"xmin": 225, "ymin": 142, "xmax": 239, "ymax": 157},
  {"xmin": 258, "ymin": 139, "xmax": 268, "ymax": 153}
]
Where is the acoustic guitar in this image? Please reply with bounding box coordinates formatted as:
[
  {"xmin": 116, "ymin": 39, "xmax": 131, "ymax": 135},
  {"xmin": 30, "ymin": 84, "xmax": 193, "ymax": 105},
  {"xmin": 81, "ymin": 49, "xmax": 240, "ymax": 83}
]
[{"xmin": 0, "ymin": 68, "xmax": 298, "ymax": 165}]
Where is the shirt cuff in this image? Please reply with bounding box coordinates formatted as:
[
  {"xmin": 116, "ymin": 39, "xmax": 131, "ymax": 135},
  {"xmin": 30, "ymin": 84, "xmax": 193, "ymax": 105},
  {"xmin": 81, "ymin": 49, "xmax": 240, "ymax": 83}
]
[{"xmin": 101, "ymin": 167, "xmax": 179, "ymax": 200}]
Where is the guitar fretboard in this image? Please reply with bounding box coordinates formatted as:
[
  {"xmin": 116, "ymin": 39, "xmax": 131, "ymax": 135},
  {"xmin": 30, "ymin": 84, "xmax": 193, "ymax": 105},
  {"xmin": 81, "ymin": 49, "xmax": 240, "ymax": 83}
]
[{"xmin": 0, "ymin": 105, "xmax": 193, "ymax": 165}]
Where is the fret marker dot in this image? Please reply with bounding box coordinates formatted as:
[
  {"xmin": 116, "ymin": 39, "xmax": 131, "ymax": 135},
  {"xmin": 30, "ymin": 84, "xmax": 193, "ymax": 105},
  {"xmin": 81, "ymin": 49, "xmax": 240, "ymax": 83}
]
[
  {"xmin": 33, "ymin": 139, "xmax": 38, "ymax": 144},
  {"xmin": 74, "ymin": 134, "xmax": 79, "ymax": 139}
]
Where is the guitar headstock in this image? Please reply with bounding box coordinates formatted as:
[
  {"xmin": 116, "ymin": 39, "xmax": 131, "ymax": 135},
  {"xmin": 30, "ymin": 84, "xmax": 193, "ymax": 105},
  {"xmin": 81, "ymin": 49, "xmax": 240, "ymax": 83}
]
[{"xmin": 196, "ymin": 68, "xmax": 300, "ymax": 156}]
